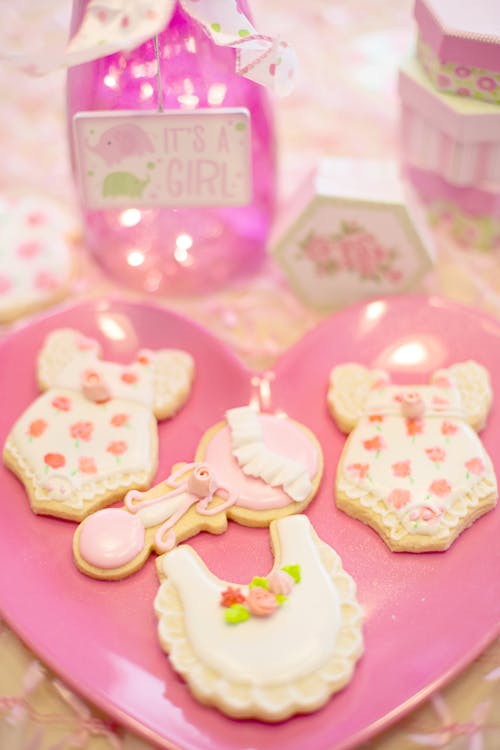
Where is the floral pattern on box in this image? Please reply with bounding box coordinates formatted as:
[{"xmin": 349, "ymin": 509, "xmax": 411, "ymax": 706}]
[
  {"xmin": 418, "ymin": 37, "xmax": 500, "ymax": 105},
  {"xmin": 298, "ymin": 222, "xmax": 402, "ymax": 283}
]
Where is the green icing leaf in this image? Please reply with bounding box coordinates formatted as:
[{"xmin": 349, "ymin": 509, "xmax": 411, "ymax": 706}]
[
  {"xmin": 211, "ymin": 22, "xmax": 221, "ymax": 32},
  {"xmin": 249, "ymin": 576, "xmax": 269, "ymax": 589},
  {"xmin": 238, "ymin": 29, "xmax": 250, "ymax": 37},
  {"xmin": 235, "ymin": 121, "xmax": 247, "ymax": 131},
  {"xmin": 275, "ymin": 594, "xmax": 288, "ymax": 606},
  {"xmin": 225, "ymin": 604, "xmax": 250, "ymax": 624},
  {"xmin": 282, "ymin": 564, "xmax": 301, "ymax": 584}
]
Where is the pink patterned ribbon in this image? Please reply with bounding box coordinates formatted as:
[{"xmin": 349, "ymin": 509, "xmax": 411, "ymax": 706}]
[{"xmin": 0, "ymin": 0, "xmax": 297, "ymax": 95}]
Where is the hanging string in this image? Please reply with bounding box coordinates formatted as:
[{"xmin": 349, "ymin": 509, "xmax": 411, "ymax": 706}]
[{"xmin": 153, "ymin": 35, "xmax": 164, "ymax": 113}]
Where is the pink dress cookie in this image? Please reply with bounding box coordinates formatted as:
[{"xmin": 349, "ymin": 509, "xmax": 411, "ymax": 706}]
[
  {"xmin": 3, "ymin": 328, "xmax": 194, "ymax": 521},
  {"xmin": 74, "ymin": 406, "xmax": 324, "ymax": 579}
]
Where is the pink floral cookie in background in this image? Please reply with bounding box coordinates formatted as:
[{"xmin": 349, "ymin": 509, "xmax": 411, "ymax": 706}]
[
  {"xmin": 73, "ymin": 406, "xmax": 323, "ymax": 580},
  {"xmin": 3, "ymin": 328, "xmax": 194, "ymax": 521},
  {"xmin": 0, "ymin": 194, "xmax": 78, "ymax": 323},
  {"xmin": 328, "ymin": 361, "xmax": 498, "ymax": 552},
  {"xmin": 154, "ymin": 514, "xmax": 363, "ymax": 721}
]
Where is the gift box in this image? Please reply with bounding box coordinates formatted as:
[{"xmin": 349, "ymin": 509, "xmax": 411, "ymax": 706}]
[
  {"xmin": 399, "ymin": 58, "xmax": 500, "ymax": 188},
  {"xmin": 270, "ymin": 158, "xmax": 434, "ymax": 310},
  {"xmin": 414, "ymin": 0, "xmax": 500, "ymax": 104}
]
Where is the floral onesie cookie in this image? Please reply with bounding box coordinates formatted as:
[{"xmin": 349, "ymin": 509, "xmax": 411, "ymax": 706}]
[
  {"xmin": 0, "ymin": 194, "xmax": 77, "ymax": 323},
  {"xmin": 3, "ymin": 328, "xmax": 194, "ymax": 521},
  {"xmin": 328, "ymin": 361, "xmax": 497, "ymax": 552},
  {"xmin": 154, "ymin": 514, "xmax": 364, "ymax": 721},
  {"xmin": 74, "ymin": 406, "xmax": 323, "ymax": 579}
]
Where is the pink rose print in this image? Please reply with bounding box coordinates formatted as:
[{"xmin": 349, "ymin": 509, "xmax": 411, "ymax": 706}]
[
  {"xmin": 136, "ymin": 353, "xmax": 151, "ymax": 365},
  {"xmin": 17, "ymin": 241, "xmax": 42, "ymax": 259},
  {"xmin": 28, "ymin": 419, "xmax": 47, "ymax": 438},
  {"xmin": 385, "ymin": 268, "xmax": 403, "ymax": 283},
  {"xmin": 410, "ymin": 506, "xmax": 442, "ymax": 523},
  {"xmin": 406, "ymin": 418, "xmax": 424, "ymax": 437},
  {"xmin": 363, "ymin": 435, "xmax": 385, "ymax": 452},
  {"xmin": 477, "ymin": 77, "xmax": 497, "ymax": 92},
  {"xmin": 441, "ymin": 421, "xmax": 458, "ymax": 436},
  {"xmin": 425, "ymin": 447, "xmax": 446, "ymax": 463},
  {"xmin": 457, "ymin": 87, "xmax": 471, "ymax": 97},
  {"xmin": 304, "ymin": 235, "xmax": 333, "ymax": 264},
  {"xmin": 111, "ymin": 413, "xmax": 129, "ymax": 427},
  {"xmin": 347, "ymin": 462, "xmax": 370, "ymax": 480},
  {"xmin": 465, "ymin": 458, "xmax": 485, "ymax": 476},
  {"xmin": 368, "ymin": 414, "xmax": 383, "ymax": 423},
  {"xmin": 34, "ymin": 270, "xmax": 59, "ymax": 291},
  {"xmin": 79, "ymin": 456, "xmax": 97, "ymax": 474},
  {"xmin": 429, "ymin": 479, "xmax": 452, "ymax": 498},
  {"xmin": 339, "ymin": 231, "xmax": 387, "ymax": 279},
  {"xmin": 70, "ymin": 421, "xmax": 93, "ymax": 442},
  {"xmin": 455, "ymin": 66, "xmax": 471, "ymax": 79},
  {"xmin": 433, "ymin": 376, "xmax": 451, "ymax": 388},
  {"xmin": 393, "ymin": 393, "xmax": 404, "ymax": 403},
  {"xmin": 437, "ymin": 73, "xmax": 452, "ymax": 89},
  {"xmin": 388, "ymin": 488, "xmax": 411, "ymax": 509},
  {"xmin": 26, "ymin": 212, "xmax": 45, "ymax": 226},
  {"xmin": 392, "ymin": 460, "xmax": 411, "ymax": 478},
  {"xmin": 121, "ymin": 371, "xmax": 138, "ymax": 384},
  {"xmin": 246, "ymin": 587, "xmax": 278, "ymax": 617},
  {"xmin": 107, "ymin": 440, "xmax": 128, "ymax": 456},
  {"xmin": 432, "ymin": 395, "xmax": 449, "ymax": 407},
  {"xmin": 52, "ymin": 396, "xmax": 71, "ymax": 412},
  {"xmin": 0, "ymin": 274, "xmax": 12, "ymax": 294},
  {"xmin": 44, "ymin": 453, "xmax": 66, "ymax": 469}
]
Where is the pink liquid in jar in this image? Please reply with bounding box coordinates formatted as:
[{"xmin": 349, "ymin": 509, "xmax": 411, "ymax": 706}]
[{"xmin": 67, "ymin": 1, "xmax": 276, "ymax": 295}]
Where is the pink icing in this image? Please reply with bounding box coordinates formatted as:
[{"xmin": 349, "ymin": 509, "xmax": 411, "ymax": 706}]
[
  {"xmin": 203, "ymin": 415, "xmax": 318, "ymax": 511},
  {"xmin": 78, "ymin": 508, "xmax": 145, "ymax": 569}
]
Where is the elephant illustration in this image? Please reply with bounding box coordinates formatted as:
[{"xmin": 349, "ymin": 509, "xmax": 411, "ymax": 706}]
[
  {"xmin": 102, "ymin": 172, "xmax": 150, "ymax": 198},
  {"xmin": 87, "ymin": 124, "xmax": 154, "ymax": 167}
]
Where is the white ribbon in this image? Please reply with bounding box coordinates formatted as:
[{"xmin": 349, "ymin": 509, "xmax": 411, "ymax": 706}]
[{"xmin": 0, "ymin": 0, "xmax": 296, "ymax": 96}]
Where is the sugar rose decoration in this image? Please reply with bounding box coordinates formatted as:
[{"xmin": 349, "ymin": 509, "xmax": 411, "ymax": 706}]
[
  {"xmin": 220, "ymin": 565, "xmax": 301, "ymax": 625},
  {"xmin": 299, "ymin": 222, "xmax": 401, "ymax": 283}
]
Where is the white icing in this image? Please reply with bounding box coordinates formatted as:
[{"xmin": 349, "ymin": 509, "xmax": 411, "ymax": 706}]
[
  {"xmin": 337, "ymin": 382, "xmax": 497, "ymax": 538},
  {"xmin": 226, "ymin": 407, "xmax": 312, "ymax": 502},
  {"xmin": 8, "ymin": 389, "xmax": 154, "ymax": 503},
  {"xmin": 0, "ymin": 195, "xmax": 73, "ymax": 315},
  {"xmin": 136, "ymin": 492, "xmax": 191, "ymax": 528},
  {"xmin": 161, "ymin": 515, "xmax": 342, "ymax": 686}
]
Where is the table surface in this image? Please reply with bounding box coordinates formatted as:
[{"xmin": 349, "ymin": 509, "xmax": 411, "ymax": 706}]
[{"xmin": 0, "ymin": 1, "xmax": 499, "ymax": 749}]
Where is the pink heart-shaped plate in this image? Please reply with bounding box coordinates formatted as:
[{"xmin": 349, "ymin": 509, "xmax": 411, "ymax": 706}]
[{"xmin": 0, "ymin": 295, "xmax": 498, "ymax": 750}]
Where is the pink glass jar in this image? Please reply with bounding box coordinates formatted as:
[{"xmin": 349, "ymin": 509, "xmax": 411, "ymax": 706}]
[{"xmin": 67, "ymin": 1, "xmax": 276, "ymax": 295}]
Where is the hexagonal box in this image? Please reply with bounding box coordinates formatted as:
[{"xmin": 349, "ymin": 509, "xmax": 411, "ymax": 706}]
[
  {"xmin": 270, "ymin": 159, "xmax": 434, "ymax": 311},
  {"xmin": 415, "ymin": 0, "xmax": 500, "ymax": 104}
]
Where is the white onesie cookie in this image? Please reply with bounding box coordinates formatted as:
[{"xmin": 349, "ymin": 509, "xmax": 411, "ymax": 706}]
[
  {"xmin": 329, "ymin": 362, "xmax": 498, "ymax": 551},
  {"xmin": 155, "ymin": 514, "xmax": 364, "ymax": 721},
  {"xmin": 3, "ymin": 328, "xmax": 194, "ymax": 521}
]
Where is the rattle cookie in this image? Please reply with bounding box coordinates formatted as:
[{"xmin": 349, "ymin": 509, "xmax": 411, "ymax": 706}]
[
  {"xmin": 74, "ymin": 406, "xmax": 323, "ymax": 579},
  {"xmin": 328, "ymin": 361, "xmax": 498, "ymax": 552},
  {"xmin": 154, "ymin": 514, "xmax": 364, "ymax": 721},
  {"xmin": 3, "ymin": 328, "xmax": 194, "ymax": 521}
]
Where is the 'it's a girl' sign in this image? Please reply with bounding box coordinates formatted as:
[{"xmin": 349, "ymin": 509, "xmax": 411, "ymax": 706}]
[{"xmin": 74, "ymin": 109, "xmax": 252, "ymax": 209}]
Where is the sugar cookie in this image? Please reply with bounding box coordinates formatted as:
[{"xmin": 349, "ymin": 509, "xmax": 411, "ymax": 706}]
[
  {"xmin": 328, "ymin": 362, "xmax": 498, "ymax": 551},
  {"xmin": 154, "ymin": 514, "xmax": 363, "ymax": 721},
  {"xmin": 3, "ymin": 328, "xmax": 194, "ymax": 521},
  {"xmin": 0, "ymin": 194, "xmax": 77, "ymax": 323},
  {"xmin": 74, "ymin": 406, "xmax": 323, "ymax": 579}
]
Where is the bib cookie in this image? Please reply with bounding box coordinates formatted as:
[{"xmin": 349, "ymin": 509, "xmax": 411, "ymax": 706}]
[
  {"xmin": 154, "ymin": 514, "xmax": 364, "ymax": 721},
  {"xmin": 328, "ymin": 361, "xmax": 498, "ymax": 551},
  {"xmin": 3, "ymin": 328, "xmax": 194, "ymax": 521},
  {"xmin": 74, "ymin": 406, "xmax": 323, "ymax": 579}
]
